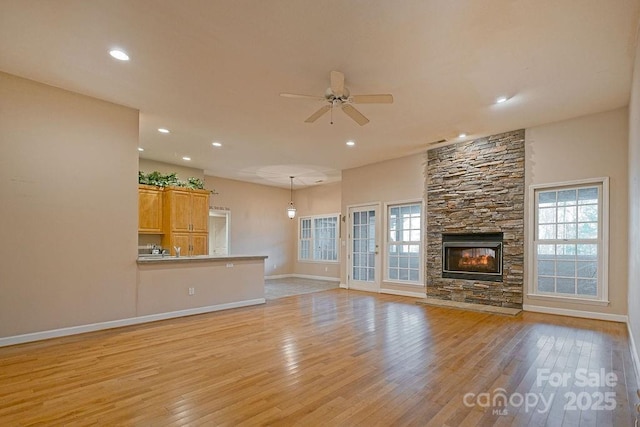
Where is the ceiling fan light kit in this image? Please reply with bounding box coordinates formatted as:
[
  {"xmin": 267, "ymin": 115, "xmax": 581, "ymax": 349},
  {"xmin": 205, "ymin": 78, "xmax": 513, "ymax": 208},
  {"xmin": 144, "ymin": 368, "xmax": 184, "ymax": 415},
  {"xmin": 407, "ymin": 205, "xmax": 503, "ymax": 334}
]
[{"xmin": 281, "ymin": 70, "xmax": 393, "ymax": 126}]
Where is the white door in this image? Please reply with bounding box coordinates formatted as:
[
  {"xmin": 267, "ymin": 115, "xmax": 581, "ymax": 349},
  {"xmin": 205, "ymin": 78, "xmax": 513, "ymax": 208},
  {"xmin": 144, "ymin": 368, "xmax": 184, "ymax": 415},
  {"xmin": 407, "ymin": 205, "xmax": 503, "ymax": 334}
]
[
  {"xmin": 348, "ymin": 205, "xmax": 381, "ymax": 292},
  {"xmin": 209, "ymin": 210, "xmax": 230, "ymax": 255}
]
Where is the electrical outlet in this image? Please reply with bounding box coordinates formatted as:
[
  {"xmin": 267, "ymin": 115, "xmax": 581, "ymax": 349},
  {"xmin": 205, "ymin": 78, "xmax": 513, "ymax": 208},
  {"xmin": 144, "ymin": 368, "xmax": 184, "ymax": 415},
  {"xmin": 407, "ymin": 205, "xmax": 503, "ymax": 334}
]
[
  {"xmin": 188, "ymin": 287, "xmax": 195, "ymax": 296},
  {"xmin": 226, "ymin": 263, "xmax": 234, "ymax": 268}
]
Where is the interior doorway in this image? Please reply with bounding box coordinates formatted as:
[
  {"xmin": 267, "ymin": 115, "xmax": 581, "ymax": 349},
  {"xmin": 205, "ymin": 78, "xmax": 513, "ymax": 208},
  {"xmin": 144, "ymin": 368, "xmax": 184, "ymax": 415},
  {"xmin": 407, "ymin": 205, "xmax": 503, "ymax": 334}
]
[{"xmin": 209, "ymin": 209, "xmax": 230, "ymax": 256}]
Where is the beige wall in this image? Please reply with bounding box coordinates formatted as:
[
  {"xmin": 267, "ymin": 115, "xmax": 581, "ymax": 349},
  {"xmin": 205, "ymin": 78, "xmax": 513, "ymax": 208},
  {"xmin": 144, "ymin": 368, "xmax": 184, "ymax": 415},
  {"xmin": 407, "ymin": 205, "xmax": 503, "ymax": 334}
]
[
  {"xmin": 0, "ymin": 72, "xmax": 139, "ymax": 337},
  {"xmin": 292, "ymin": 182, "xmax": 342, "ymax": 279},
  {"xmin": 524, "ymin": 107, "xmax": 629, "ymax": 316},
  {"xmin": 137, "ymin": 259, "xmax": 265, "ymax": 315},
  {"xmin": 139, "ymin": 158, "xmax": 205, "ymax": 181},
  {"xmin": 628, "ymin": 31, "xmax": 640, "ymax": 374},
  {"xmin": 341, "ymin": 153, "xmax": 425, "ymax": 295},
  {"xmin": 204, "ymin": 175, "xmax": 294, "ymax": 276}
]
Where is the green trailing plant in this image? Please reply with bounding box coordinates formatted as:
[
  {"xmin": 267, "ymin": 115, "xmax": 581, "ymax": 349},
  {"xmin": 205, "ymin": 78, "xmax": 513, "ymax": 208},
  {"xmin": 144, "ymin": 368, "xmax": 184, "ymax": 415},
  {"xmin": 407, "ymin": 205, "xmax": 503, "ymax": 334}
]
[
  {"xmin": 187, "ymin": 177, "xmax": 205, "ymax": 189},
  {"xmin": 138, "ymin": 171, "xmax": 205, "ymax": 190}
]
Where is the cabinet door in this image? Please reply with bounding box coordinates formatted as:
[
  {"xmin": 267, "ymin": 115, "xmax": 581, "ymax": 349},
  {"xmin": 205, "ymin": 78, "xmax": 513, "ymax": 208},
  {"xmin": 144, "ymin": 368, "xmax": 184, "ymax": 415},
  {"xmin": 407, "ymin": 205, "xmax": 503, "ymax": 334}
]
[
  {"xmin": 191, "ymin": 192, "xmax": 209, "ymax": 233},
  {"xmin": 138, "ymin": 186, "xmax": 163, "ymax": 233},
  {"xmin": 191, "ymin": 233, "xmax": 209, "ymax": 256},
  {"xmin": 169, "ymin": 233, "xmax": 191, "ymax": 256},
  {"xmin": 167, "ymin": 189, "xmax": 191, "ymax": 232}
]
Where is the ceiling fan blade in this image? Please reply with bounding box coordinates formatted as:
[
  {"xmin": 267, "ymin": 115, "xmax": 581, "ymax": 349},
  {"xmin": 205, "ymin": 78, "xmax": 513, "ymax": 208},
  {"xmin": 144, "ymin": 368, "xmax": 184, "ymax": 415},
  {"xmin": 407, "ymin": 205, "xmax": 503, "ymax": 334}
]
[
  {"xmin": 341, "ymin": 104, "xmax": 370, "ymax": 126},
  {"xmin": 351, "ymin": 94, "xmax": 394, "ymax": 104},
  {"xmin": 304, "ymin": 104, "xmax": 331, "ymax": 123},
  {"xmin": 330, "ymin": 71, "xmax": 345, "ymax": 97},
  {"xmin": 280, "ymin": 93, "xmax": 325, "ymax": 101}
]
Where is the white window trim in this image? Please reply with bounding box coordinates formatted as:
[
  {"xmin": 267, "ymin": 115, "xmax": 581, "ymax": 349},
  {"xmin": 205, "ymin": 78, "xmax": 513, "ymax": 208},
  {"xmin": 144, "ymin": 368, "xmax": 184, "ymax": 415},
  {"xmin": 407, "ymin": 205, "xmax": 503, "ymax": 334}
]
[
  {"xmin": 383, "ymin": 199, "xmax": 424, "ymax": 287},
  {"xmin": 297, "ymin": 213, "xmax": 341, "ymax": 263},
  {"xmin": 527, "ymin": 177, "xmax": 610, "ymax": 305}
]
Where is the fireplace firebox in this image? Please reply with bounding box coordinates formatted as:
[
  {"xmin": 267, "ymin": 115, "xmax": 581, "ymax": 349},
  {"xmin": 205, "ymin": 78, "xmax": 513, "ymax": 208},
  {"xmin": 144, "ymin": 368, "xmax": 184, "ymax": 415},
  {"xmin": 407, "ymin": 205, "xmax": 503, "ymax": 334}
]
[{"xmin": 442, "ymin": 233, "xmax": 503, "ymax": 282}]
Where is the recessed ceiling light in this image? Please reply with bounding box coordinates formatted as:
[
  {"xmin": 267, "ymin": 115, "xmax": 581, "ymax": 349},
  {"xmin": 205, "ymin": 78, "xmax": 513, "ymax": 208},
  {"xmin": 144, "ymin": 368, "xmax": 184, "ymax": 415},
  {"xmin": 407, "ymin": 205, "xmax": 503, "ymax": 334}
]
[
  {"xmin": 158, "ymin": 128, "xmax": 170, "ymax": 134},
  {"xmin": 346, "ymin": 140, "xmax": 355, "ymax": 146},
  {"xmin": 212, "ymin": 142, "xmax": 222, "ymax": 147},
  {"xmin": 458, "ymin": 133, "xmax": 467, "ymax": 138},
  {"xmin": 496, "ymin": 96, "xmax": 508, "ymax": 104},
  {"xmin": 182, "ymin": 156, "xmax": 191, "ymax": 161},
  {"xmin": 138, "ymin": 147, "xmax": 144, "ymax": 152},
  {"xmin": 109, "ymin": 49, "xmax": 129, "ymax": 61}
]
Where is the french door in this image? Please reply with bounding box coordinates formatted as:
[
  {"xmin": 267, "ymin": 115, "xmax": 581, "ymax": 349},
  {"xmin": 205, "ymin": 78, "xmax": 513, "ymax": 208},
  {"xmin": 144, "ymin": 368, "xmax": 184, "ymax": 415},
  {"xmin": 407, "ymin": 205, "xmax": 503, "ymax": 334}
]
[{"xmin": 347, "ymin": 204, "xmax": 381, "ymax": 292}]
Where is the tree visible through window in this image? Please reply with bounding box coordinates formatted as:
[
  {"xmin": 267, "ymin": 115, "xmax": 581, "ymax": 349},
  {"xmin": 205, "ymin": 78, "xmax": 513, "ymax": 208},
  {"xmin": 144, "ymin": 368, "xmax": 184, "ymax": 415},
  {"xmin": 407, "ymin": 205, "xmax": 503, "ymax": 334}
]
[{"xmin": 532, "ymin": 180, "xmax": 607, "ymax": 301}]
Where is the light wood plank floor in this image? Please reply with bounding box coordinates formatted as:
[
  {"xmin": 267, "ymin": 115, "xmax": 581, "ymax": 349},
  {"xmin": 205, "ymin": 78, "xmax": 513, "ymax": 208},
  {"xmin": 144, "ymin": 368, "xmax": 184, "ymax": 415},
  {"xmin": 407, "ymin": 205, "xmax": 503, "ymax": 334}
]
[
  {"xmin": 265, "ymin": 277, "xmax": 339, "ymax": 300},
  {"xmin": 0, "ymin": 289, "xmax": 638, "ymax": 426}
]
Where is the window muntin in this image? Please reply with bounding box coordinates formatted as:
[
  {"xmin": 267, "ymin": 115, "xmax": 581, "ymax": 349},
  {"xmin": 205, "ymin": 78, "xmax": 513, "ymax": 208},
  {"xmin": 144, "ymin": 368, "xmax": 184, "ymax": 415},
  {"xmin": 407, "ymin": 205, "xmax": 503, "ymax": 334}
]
[
  {"xmin": 387, "ymin": 203, "xmax": 421, "ymax": 283},
  {"xmin": 298, "ymin": 214, "xmax": 339, "ymax": 262},
  {"xmin": 533, "ymin": 182, "xmax": 605, "ymax": 300}
]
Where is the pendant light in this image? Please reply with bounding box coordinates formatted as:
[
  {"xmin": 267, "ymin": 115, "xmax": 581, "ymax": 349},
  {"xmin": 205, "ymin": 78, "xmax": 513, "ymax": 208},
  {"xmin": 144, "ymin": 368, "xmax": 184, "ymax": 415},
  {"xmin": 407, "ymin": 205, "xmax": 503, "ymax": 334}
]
[{"xmin": 287, "ymin": 176, "xmax": 297, "ymax": 219}]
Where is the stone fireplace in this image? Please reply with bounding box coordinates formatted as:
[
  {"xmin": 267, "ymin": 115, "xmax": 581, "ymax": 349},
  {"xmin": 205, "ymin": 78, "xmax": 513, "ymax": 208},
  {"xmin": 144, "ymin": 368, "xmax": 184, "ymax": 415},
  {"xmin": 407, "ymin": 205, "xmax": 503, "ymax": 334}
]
[{"xmin": 425, "ymin": 130, "xmax": 525, "ymax": 308}]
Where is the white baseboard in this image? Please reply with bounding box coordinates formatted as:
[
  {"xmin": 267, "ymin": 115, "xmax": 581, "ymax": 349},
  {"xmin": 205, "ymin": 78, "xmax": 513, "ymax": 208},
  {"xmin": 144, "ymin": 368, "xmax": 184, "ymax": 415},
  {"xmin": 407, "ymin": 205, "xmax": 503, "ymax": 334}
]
[
  {"xmin": 628, "ymin": 322, "xmax": 640, "ymax": 385},
  {"xmin": 523, "ymin": 304, "xmax": 628, "ymax": 323},
  {"xmin": 343, "ymin": 283, "xmax": 372, "ymax": 292},
  {"xmin": 380, "ymin": 289, "xmax": 426, "ymax": 299},
  {"xmin": 264, "ymin": 274, "xmax": 292, "ymax": 279},
  {"xmin": 265, "ymin": 273, "xmax": 340, "ymax": 282},
  {"xmin": 339, "ymin": 283, "xmax": 348, "ymax": 289},
  {"xmin": 0, "ymin": 298, "xmax": 266, "ymax": 348}
]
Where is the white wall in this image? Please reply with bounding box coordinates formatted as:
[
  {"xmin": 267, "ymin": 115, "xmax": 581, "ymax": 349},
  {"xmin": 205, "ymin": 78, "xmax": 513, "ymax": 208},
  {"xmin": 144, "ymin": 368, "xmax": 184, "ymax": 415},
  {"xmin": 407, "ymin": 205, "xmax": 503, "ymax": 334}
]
[
  {"xmin": 627, "ymin": 29, "xmax": 640, "ymax": 378},
  {"xmin": 0, "ymin": 72, "xmax": 139, "ymax": 337},
  {"xmin": 524, "ymin": 108, "xmax": 629, "ymax": 318}
]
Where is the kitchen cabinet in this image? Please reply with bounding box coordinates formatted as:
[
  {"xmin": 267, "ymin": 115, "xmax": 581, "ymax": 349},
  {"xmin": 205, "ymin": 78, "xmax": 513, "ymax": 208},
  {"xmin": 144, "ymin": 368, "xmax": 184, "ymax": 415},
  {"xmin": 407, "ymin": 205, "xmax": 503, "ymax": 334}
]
[
  {"xmin": 161, "ymin": 187, "xmax": 209, "ymax": 256},
  {"xmin": 138, "ymin": 184, "xmax": 163, "ymax": 234}
]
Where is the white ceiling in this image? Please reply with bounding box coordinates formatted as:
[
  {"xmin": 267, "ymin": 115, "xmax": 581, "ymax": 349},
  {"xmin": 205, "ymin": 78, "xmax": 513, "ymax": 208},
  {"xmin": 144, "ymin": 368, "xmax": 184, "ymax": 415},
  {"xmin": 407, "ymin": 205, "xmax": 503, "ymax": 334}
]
[{"xmin": 1, "ymin": 0, "xmax": 638, "ymax": 188}]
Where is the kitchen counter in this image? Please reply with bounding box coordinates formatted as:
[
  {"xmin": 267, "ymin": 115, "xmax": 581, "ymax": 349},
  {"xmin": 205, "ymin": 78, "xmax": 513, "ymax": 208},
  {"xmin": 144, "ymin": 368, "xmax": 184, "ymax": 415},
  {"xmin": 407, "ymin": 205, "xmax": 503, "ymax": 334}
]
[
  {"xmin": 136, "ymin": 254, "xmax": 268, "ymax": 317},
  {"xmin": 136, "ymin": 254, "xmax": 268, "ymax": 264}
]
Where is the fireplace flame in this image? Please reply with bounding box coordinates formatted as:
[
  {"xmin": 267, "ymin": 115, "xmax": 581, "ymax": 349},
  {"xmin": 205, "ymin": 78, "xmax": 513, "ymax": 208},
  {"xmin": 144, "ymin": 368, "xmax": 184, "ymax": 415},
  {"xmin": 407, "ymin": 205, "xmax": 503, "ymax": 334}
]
[
  {"xmin": 458, "ymin": 254, "xmax": 491, "ymax": 267},
  {"xmin": 456, "ymin": 248, "xmax": 496, "ymax": 272}
]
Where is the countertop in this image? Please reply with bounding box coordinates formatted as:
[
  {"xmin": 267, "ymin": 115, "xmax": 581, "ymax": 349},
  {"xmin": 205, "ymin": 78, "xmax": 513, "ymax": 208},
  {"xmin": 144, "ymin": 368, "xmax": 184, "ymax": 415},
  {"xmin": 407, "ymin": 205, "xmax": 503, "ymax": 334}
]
[{"xmin": 136, "ymin": 254, "xmax": 268, "ymax": 265}]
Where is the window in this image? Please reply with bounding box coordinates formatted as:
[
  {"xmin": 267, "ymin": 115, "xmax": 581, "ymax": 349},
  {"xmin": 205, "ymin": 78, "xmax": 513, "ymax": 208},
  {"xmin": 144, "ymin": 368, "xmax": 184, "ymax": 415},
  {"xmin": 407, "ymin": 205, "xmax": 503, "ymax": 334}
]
[
  {"xmin": 387, "ymin": 202, "xmax": 422, "ymax": 283},
  {"xmin": 298, "ymin": 214, "xmax": 339, "ymax": 262},
  {"xmin": 530, "ymin": 178, "xmax": 608, "ymax": 303}
]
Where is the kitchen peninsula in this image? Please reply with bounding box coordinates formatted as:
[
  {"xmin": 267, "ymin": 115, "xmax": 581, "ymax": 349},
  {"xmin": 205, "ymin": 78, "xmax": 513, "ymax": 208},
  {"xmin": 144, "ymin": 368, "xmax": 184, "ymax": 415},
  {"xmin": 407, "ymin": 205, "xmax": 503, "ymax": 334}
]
[{"xmin": 136, "ymin": 255, "xmax": 267, "ymax": 317}]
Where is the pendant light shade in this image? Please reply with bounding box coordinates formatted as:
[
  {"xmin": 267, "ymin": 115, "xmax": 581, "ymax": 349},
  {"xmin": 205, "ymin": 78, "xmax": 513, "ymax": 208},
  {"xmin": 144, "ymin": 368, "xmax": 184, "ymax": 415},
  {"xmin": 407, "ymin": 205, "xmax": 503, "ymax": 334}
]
[{"xmin": 287, "ymin": 176, "xmax": 296, "ymax": 219}]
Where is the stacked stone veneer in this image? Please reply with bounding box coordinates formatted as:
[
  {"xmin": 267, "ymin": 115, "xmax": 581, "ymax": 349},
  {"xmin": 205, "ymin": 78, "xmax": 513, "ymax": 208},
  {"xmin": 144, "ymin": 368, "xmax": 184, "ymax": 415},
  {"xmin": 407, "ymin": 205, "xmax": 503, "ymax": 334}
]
[{"xmin": 425, "ymin": 130, "xmax": 525, "ymax": 308}]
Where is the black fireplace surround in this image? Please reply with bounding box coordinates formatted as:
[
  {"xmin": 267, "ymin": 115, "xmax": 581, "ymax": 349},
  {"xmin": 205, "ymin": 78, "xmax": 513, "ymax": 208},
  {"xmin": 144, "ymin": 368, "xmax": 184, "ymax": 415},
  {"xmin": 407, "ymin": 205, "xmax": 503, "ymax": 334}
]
[{"xmin": 442, "ymin": 233, "xmax": 503, "ymax": 282}]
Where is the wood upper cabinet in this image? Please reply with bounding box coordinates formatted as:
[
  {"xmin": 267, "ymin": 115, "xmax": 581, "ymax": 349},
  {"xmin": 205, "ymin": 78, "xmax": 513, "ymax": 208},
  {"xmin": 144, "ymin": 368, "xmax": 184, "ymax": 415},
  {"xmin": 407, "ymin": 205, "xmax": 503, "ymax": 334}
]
[
  {"xmin": 190, "ymin": 192, "xmax": 209, "ymax": 233},
  {"xmin": 138, "ymin": 184, "xmax": 163, "ymax": 234},
  {"xmin": 161, "ymin": 187, "xmax": 210, "ymax": 256}
]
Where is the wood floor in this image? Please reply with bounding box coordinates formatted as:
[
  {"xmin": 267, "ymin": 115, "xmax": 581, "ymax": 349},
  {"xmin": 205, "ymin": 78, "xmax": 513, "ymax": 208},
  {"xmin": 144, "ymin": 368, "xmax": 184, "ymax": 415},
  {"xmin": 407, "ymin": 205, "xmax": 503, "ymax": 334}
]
[
  {"xmin": 264, "ymin": 277, "xmax": 339, "ymax": 300},
  {"xmin": 0, "ymin": 289, "xmax": 638, "ymax": 426}
]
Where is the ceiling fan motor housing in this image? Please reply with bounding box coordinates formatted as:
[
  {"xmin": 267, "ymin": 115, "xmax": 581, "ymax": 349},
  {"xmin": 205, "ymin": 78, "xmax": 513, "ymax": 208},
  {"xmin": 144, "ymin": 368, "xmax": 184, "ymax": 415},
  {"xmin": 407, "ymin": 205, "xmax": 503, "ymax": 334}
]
[{"xmin": 325, "ymin": 87, "xmax": 350, "ymax": 102}]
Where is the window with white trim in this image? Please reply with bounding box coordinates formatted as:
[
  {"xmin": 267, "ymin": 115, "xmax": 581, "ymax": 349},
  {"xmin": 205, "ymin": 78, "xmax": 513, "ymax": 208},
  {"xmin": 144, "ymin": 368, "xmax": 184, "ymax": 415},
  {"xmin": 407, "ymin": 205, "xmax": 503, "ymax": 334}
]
[
  {"xmin": 387, "ymin": 203, "xmax": 422, "ymax": 283},
  {"xmin": 531, "ymin": 179, "xmax": 608, "ymax": 302},
  {"xmin": 298, "ymin": 214, "xmax": 339, "ymax": 262}
]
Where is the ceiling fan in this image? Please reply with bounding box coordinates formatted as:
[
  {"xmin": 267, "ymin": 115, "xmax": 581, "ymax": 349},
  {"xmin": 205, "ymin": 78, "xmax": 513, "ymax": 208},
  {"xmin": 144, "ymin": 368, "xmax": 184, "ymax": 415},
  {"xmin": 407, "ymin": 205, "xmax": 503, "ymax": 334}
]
[{"xmin": 280, "ymin": 71, "xmax": 393, "ymax": 126}]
